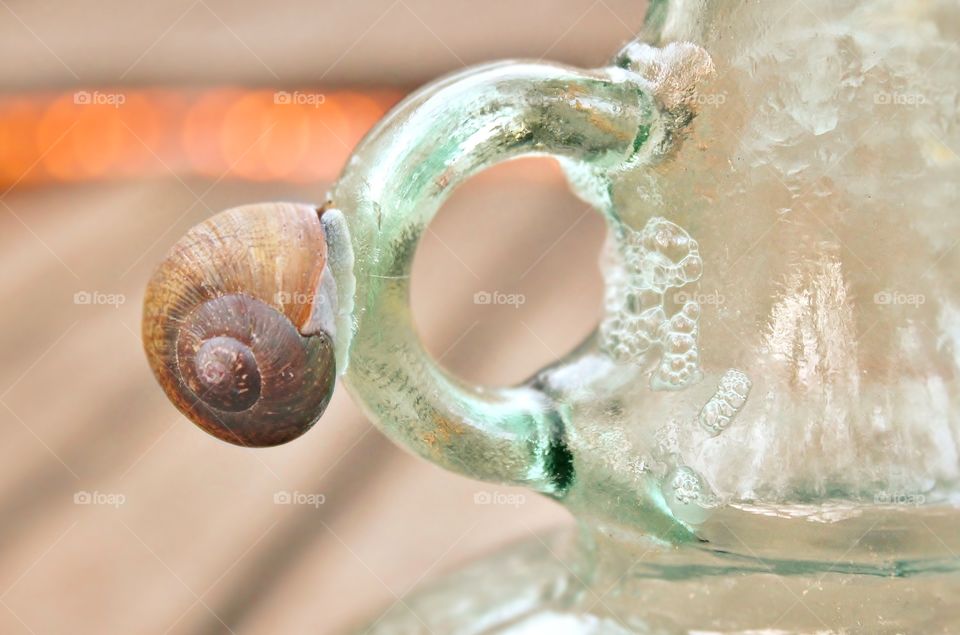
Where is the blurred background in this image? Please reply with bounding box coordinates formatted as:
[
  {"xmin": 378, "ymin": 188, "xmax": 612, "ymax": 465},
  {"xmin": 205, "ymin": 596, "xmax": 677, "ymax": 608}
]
[{"xmin": 0, "ymin": 1, "xmax": 647, "ymax": 632}]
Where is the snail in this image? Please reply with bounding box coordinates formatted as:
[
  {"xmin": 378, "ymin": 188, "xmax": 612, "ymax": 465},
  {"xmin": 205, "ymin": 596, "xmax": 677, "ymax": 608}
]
[{"xmin": 142, "ymin": 202, "xmax": 337, "ymax": 447}]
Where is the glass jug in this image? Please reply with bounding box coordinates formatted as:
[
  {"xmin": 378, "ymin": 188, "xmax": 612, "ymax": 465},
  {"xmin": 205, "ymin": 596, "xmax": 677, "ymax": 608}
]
[{"xmin": 142, "ymin": 1, "xmax": 960, "ymax": 632}]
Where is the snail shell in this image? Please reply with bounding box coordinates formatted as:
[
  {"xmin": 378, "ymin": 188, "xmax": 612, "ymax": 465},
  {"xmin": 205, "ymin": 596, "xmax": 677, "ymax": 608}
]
[{"xmin": 142, "ymin": 202, "xmax": 336, "ymax": 447}]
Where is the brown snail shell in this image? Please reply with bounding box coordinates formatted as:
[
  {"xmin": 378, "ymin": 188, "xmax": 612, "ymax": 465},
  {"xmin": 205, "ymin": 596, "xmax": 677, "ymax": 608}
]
[{"xmin": 142, "ymin": 203, "xmax": 336, "ymax": 447}]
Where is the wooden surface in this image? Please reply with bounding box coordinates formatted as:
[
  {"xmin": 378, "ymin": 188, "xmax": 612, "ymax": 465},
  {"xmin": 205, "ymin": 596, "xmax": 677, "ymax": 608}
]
[
  {"xmin": 0, "ymin": 0, "xmax": 646, "ymax": 89},
  {"xmin": 0, "ymin": 158, "xmax": 607, "ymax": 633}
]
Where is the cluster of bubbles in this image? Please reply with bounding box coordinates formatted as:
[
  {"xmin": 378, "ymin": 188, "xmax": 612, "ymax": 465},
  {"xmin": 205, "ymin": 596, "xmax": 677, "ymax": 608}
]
[
  {"xmin": 667, "ymin": 466, "xmax": 703, "ymax": 504},
  {"xmin": 661, "ymin": 465, "xmax": 713, "ymax": 525},
  {"xmin": 651, "ymin": 302, "xmax": 702, "ymax": 390},
  {"xmin": 699, "ymin": 369, "xmax": 752, "ymax": 436},
  {"xmin": 599, "ymin": 217, "xmax": 704, "ymax": 390}
]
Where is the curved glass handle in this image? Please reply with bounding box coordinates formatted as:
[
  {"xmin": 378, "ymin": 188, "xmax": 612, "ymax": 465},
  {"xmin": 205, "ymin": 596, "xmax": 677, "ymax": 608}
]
[{"xmin": 331, "ymin": 46, "xmax": 711, "ymax": 495}]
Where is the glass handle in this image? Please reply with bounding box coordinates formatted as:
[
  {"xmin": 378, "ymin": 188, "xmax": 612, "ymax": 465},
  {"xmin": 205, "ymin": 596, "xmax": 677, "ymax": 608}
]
[{"xmin": 331, "ymin": 46, "xmax": 712, "ymax": 495}]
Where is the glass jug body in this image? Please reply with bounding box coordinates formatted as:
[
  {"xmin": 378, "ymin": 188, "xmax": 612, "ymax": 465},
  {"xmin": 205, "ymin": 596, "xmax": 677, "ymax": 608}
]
[{"xmin": 332, "ymin": 2, "xmax": 960, "ymax": 632}]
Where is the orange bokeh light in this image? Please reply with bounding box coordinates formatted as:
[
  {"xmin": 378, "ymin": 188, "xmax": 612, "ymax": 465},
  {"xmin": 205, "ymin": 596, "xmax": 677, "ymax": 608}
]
[
  {"xmin": 0, "ymin": 98, "xmax": 43, "ymax": 188},
  {"xmin": 0, "ymin": 87, "xmax": 404, "ymax": 191}
]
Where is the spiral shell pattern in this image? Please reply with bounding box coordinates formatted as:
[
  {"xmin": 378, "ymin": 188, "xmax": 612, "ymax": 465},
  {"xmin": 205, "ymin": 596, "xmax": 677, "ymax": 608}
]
[{"xmin": 142, "ymin": 203, "xmax": 336, "ymax": 446}]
